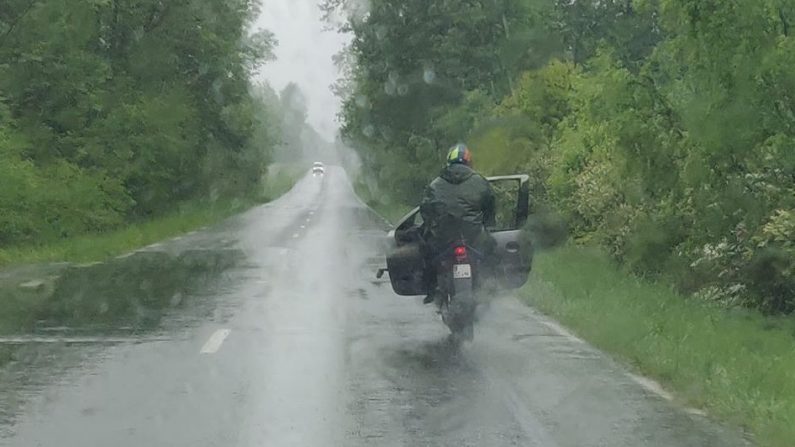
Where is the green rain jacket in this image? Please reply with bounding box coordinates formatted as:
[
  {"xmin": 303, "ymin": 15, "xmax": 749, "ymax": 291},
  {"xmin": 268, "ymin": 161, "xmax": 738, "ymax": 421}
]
[{"xmin": 419, "ymin": 163, "xmax": 496, "ymax": 250}]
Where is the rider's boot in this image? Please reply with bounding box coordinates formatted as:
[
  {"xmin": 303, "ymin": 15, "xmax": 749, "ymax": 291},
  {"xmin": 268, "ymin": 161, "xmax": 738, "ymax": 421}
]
[
  {"xmin": 423, "ymin": 292, "xmax": 435, "ymax": 304},
  {"xmin": 423, "ymin": 277, "xmax": 439, "ymax": 305}
]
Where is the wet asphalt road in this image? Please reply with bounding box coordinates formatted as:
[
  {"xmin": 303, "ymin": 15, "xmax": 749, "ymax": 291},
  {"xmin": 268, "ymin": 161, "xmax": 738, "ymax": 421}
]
[{"xmin": 0, "ymin": 168, "xmax": 748, "ymax": 447}]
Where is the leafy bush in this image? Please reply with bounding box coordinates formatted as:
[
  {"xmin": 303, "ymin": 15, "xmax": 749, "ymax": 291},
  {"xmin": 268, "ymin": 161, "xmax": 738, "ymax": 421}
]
[{"xmin": 0, "ymin": 133, "xmax": 131, "ymax": 244}]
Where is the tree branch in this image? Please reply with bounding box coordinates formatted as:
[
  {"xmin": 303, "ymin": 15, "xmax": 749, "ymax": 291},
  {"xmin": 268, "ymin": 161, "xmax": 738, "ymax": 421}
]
[
  {"xmin": 0, "ymin": 0, "xmax": 39, "ymax": 49},
  {"xmin": 779, "ymin": 7, "xmax": 790, "ymax": 37}
]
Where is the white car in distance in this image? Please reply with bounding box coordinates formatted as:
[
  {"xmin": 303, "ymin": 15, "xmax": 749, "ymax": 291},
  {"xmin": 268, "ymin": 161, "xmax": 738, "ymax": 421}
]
[{"xmin": 312, "ymin": 162, "xmax": 325, "ymax": 176}]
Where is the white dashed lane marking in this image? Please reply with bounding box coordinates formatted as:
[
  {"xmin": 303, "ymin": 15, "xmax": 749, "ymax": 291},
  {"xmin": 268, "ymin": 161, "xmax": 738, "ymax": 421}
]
[{"xmin": 200, "ymin": 329, "xmax": 231, "ymax": 354}]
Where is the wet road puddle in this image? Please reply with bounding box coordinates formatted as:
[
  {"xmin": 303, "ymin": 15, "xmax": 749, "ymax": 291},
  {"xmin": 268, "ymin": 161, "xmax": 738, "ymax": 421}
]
[{"xmin": 0, "ymin": 248, "xmax": 245, "ymax": 336}]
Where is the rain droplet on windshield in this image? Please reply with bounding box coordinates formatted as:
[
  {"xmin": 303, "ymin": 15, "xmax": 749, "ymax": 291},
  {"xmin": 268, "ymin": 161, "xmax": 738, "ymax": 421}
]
[
  {"xmin": 170, "ymin": 292, "xmax": 183, "ymax": 308},
  {"xmin": 423, "ymin": 68, "xmax": 436, "ymax": 84},
  {"xmin": 133, "ymin": 27, "xmax": 145, "ymax": 42},
  {"xmin": 375, "ymin": 25, "xmax": 387, "ymax": 40}
]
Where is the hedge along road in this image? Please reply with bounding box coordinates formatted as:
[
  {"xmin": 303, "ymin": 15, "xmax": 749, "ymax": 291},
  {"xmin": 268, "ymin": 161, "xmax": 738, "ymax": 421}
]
[{"xmin": 0, "ymin": 168, "xmax": 749, "ymax": 447}]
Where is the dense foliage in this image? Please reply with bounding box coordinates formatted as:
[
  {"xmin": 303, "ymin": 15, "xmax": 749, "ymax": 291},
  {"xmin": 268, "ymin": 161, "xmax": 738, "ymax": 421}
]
[
  {"xmin": 328, "ymin": 0, "xmax": 795, "ymax": 312},
  {"xmin": 0, "ymin": 0, "xmax": 277, "ymax": 245}
]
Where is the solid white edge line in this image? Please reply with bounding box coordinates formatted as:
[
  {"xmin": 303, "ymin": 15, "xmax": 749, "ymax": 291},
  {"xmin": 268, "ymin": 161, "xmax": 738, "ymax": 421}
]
[
  {"xmin": 685, "ymin": 407, "xmax": 708, "ymax": 417},
  {"xmin": 539, "ymin": 317, "xmax": 685, "ymax": 406},
  {"xmin": 627, "ymin": 372, "xmax": 674, "ymax": 401},
  {"xmin": 200, "ymin": 329, "xmax": 231, "ymax": 354},
  {"xmin": 539, "ymin": 320, "xmax": 584, "ymax": 344}
]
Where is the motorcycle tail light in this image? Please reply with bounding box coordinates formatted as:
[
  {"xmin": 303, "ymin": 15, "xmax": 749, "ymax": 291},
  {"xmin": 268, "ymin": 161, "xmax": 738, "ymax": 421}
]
[{"xmin": 454, "ymin": 246, "xmax": 468, "ymax": 262}]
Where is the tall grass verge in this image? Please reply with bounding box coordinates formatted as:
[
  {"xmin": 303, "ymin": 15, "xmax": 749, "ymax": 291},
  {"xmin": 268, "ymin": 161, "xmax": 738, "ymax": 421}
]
[
  {"xmin": 0, "ymin": 167, "xmax": 304, "ymax": 268},
  {"xmin": 524, "ymin": 245, "xmax": 795, "ymax": 447}
]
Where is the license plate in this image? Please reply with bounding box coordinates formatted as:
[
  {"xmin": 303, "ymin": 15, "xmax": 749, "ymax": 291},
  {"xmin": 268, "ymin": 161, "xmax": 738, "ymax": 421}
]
[{"xmin": 453, "ymin": 264, "xmax": 472, "ymax": 279}]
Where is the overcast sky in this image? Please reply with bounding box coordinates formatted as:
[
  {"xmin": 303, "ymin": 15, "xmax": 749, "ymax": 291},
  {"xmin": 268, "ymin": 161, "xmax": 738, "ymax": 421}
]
[{"xmin": 254, "ymin": 1, "xmax": 350, "ymax": 141}]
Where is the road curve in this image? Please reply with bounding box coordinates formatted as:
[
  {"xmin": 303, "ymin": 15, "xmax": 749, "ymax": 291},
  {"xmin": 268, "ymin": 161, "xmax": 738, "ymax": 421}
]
[{"xmin": 0, "ymin": 168, "xmax": 748, "ymax": 447}]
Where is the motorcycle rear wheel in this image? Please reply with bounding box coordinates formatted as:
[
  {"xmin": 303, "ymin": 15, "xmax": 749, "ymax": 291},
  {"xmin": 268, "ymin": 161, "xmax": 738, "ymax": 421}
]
[{"xmin": 440, "ymin": 282, "xmax": 476, "ymax": 341}]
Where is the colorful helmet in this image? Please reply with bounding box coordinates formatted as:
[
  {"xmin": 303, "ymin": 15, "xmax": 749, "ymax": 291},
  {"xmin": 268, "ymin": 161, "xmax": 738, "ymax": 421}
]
[{"xmin": 446, "ymin": 143, "xmax": 472, "ymax": 166}]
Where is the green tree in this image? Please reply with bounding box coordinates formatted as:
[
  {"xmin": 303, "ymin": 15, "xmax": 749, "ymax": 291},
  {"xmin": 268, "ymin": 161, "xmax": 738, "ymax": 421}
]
[
  {"xmin": 0, "ymin": 0, "xmax": 280, "ymax": 244},
  {"xmin": 330, "ymin": 0, "xmax": 795, "ymax": 311}
]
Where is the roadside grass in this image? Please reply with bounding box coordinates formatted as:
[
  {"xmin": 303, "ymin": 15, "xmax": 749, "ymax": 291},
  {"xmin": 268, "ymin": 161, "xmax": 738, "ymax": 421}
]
[
  {"xmin": 524, "ymin": 245, "xmax": 795, "ymax": 447},
  {"xmin": 0, "ymin": 200, "xmax": 246, "ymax": 267},
  {"xmin": 262, "ymin": 163, "xmax": 307, "ymax": 202},
  {"xmin": 0, "ymin": 166, "xmax": 305, "ymax": 268}
]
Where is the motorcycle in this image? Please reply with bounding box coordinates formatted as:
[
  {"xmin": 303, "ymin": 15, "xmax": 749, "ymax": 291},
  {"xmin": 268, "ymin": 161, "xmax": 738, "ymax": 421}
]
[
  {"xmin": 377, "ymin": 175, "xmax": 533, "ymax": 342},
  {"xmin": 433, "ymin": 240, "xmax": 480, "ymax": 341}
]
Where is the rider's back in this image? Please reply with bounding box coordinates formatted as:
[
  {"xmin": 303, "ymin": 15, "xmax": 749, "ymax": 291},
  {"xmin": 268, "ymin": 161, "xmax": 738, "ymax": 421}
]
[{"xmin": 420, "ymin": 163, "xmax": 494, "ymax": 247}]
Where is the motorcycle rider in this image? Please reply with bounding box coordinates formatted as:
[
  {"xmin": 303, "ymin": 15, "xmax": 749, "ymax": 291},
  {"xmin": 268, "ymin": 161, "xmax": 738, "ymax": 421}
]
[{"xmin": 419, "ymin": 144, "xmax": 496, "ymax": 304}]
